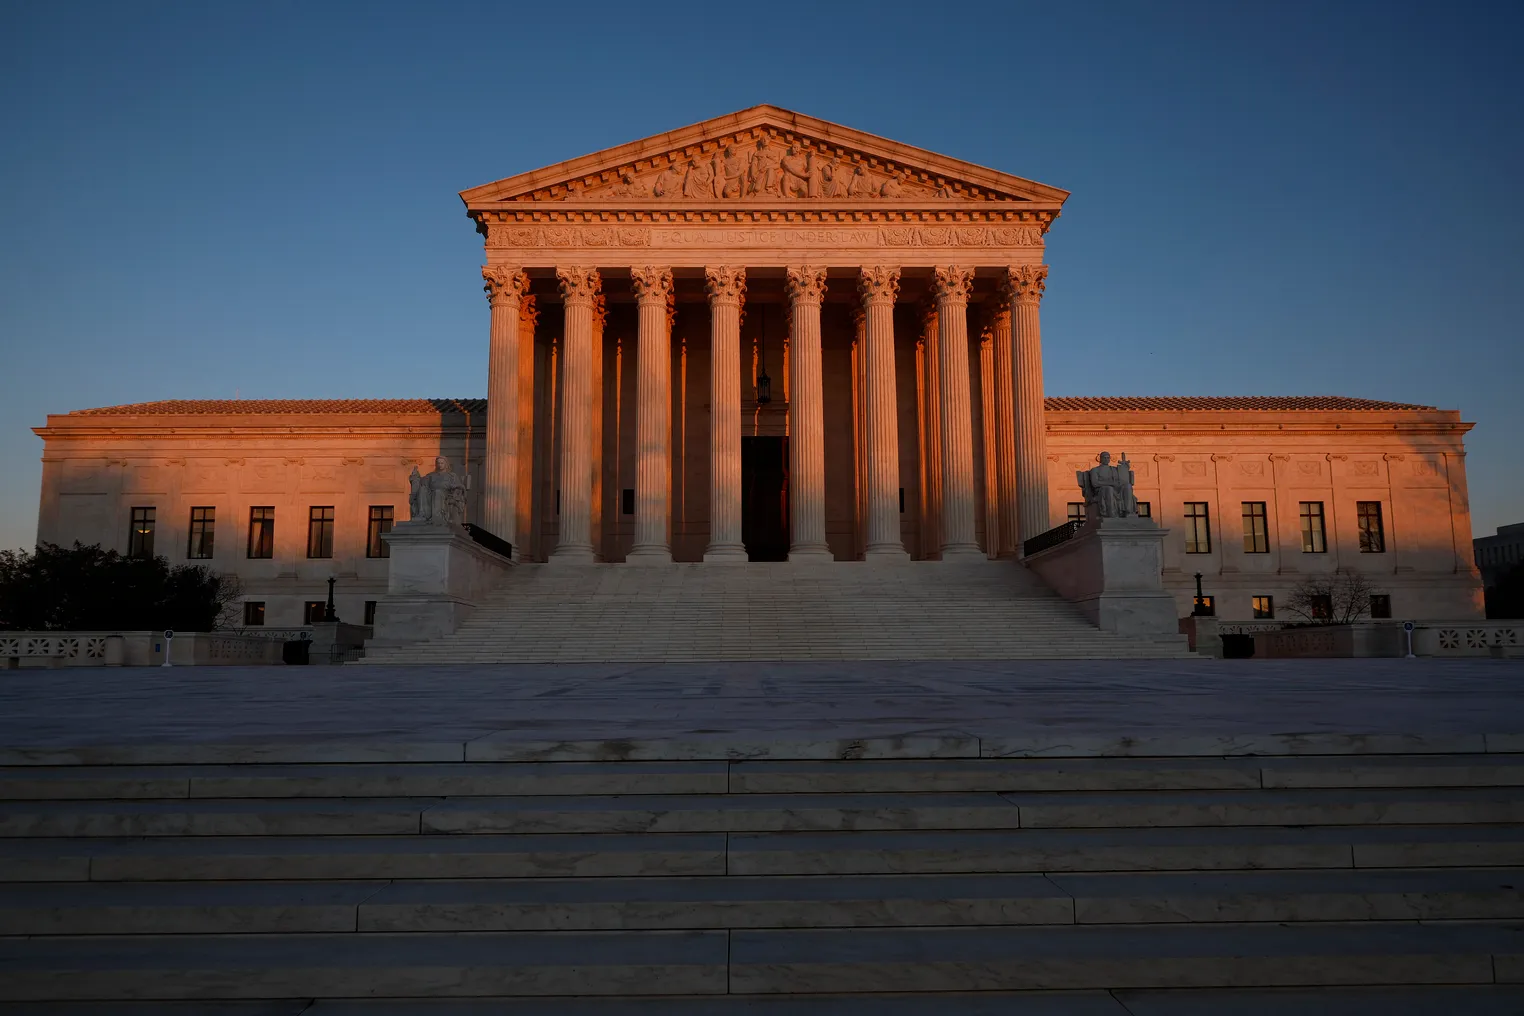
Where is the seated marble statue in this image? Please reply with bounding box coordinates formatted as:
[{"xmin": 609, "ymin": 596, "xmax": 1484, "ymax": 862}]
[
  {"xmin": 1077, "ymin": 451, "xmax": 1139, "ymax": 519},
  {"xmin": 407, "ymin": 456, "xmax": 467, "ymax": 526}
]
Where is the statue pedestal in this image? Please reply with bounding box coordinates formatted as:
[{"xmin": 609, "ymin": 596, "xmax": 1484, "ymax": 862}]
[
  {"xmin": 1025, "ymin": 517, "xmax": 1181, "ymax": 639},
  {"xmin": 369, "ymin": 522, "xmax": 514, "ymax": 648}
]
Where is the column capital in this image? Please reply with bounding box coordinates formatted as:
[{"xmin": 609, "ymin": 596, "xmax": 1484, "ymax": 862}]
[
  {"xmin": 857, "ymin": 266, "xmax": 901, "ymax": 306},
  {"xmin": 918, "ymin": 298, "xmax": 939, "ymax": 336},
  {"xmin": 593, "ymin": 293, "xmax": 608, "ymax": 328},
  {"xmin": 630, "ymin": 266, "xmax": 674, "ymax": 305},
  {"xmin": 931, "ymin": 266, "xmax": 975, "ymax": 303},
  {"xmin": 1003, "ymin": 263, "xmax": 1049, "ymax": 306},
  {"xmin": 703, "ymin": 265, "xmax": 747, "ymax": 304},
  {"xmin": 519, "ymin": 294, "xmax": 539, "ymax": 328},
  {"xmin": 556, "ymin": 267, "xmax": 601, "ymax": 307},
  {"xmin": 482, "ymin": 266, "xmax": 530, "ymax": 307},
  {"xmin": 785, "ymin": 265, "xmax": 828, "ymax": 304}
]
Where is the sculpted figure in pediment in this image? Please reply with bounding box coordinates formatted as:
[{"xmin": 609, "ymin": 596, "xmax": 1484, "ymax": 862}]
[
  {"xmin": 748, "ymin": 136, "xmax": 784, "ymax": 196},
  {"xmin": 652, "ymin": 160, "xmax": 686, "ymax": 198},
  {"xmin": 609, "ymin": 170, "xmax": 647, "ymax": 198},
  {"xmin": 714, "ymin": 146, "xmax": 746, "ymax": 198},
  {"xmin": 779, "ymin": 144, "xmax": 820, "ymax": 198},
  {"xmin": 847, "ymin": 163, "xmax": 879, "ymax": 198},
  {"xmin": 682, "ymin": 157, "xmax": 715, "ymax": 199}
]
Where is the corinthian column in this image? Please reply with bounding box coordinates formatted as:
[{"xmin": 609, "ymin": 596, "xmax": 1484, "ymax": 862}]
[
  {"xmin": 918, "ymin": 302, "xmax": 942, "ymax": 559},
  {"xmin": 859, "ymin": 267, "xmax": 909, "ymax": 560},
  {"xmin": 627, "ymin": 266, "xmax": 675, "ymax": 564},
  {"xmin": 1009, "ymin": 264, "xmax": 1052, "ymax": 549},
  {"xmin": 481, "ymin": 266, "xmax": 530, "ymax": 551},
  {"xmin": 989, "ymin": 289, "xmax": 1019, "ymax": 557},
  {"xmin": 550, "ymin": 267, "xmax": 600, "ymax": 564},
  {"xmin": 703, "ymin": 266, "xmax": 747, "ymax": 562},
  {"xmin": 785, "ymin": 266, "xmax": 832, "ymax": 561},
  {"xmin": 932, "ymin": 266, "xmax": 981, "ymax": 559}
]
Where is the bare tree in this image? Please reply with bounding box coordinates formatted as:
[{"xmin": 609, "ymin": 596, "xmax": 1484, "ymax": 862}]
[{"xmin": 1284, "ymin": 572, "xmax": 1375, "ymax": 625}]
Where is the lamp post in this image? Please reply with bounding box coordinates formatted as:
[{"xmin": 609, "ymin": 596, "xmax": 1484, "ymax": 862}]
[
  {"xmin": 1192, "ymin": 571, "xmax": 1210, "ymax": 616},
  {"xmin": 323, "ymin": 576, "xmax": 338, "ymax": 622}
]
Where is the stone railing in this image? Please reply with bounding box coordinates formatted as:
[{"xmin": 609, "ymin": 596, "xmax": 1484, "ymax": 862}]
[
  {"xmin": 1253, "ymin": 621, "xmax": 1521, "ymax": 659},
  {"xmin": 2, "ymin": 630, "xmax": 284, "ymax": 667},
  {"xmin": 1022, "ymin": 520, "xmax": 1083, "ymax": 558}
]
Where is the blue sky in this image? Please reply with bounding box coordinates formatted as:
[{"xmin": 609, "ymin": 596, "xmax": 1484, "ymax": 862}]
[{"xmin": 2, "ymin": 1, "xmax": 1520, "ymax": 550}]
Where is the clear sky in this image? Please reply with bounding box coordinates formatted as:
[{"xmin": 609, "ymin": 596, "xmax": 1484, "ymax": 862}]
[{"xmin": 2, "ymin": 1, "xmax": 1520, "ymax": 552}]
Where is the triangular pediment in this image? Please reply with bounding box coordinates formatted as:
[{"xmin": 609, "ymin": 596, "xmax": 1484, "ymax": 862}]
[{"xmin": 460, "ymin": 105, "xmax": 1069, "ymax": 208}]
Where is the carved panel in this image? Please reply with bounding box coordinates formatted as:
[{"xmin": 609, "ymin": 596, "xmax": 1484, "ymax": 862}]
[
  {"xmin": 241, "ymin": 462, "xmax": 288, "ymax": 494},
  {"xmin": 301, "ymin": 464, "xmax": 346, "ymax": 494},
  {"xmin": 1237, "ymin": 460, "xmax": 1266, "ymax": 478},
  {"xmin": 1297, "ymin": 461, "xmax": 1322, "ymax": 477},
  {"xmin": 1181, "ymin": 461, "xmax": 1208, "ymax": 478},
  {"xmin": 484, "ymin": 223, "xmax": 1046, "ymax": 252},
  {"xmin": 121, "ymin": 465, "xmax": 167, "ymax": 494},
  {"xmin": 182, "ymin": 462, "xmax": 228, "ymax": 494},
  {"xmin": 1350, "ymin": 460, "xmax": 1380, "ymax": 477}
]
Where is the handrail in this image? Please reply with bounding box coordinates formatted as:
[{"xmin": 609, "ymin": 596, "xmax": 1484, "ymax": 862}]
[{"xmin": 1023, "ymin": 519, "xmax": 1084, "ymax": 558}]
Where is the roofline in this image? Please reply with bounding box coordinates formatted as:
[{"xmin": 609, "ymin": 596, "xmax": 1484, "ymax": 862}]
[{"xmin": 459, "ymin": 104, "xmax": 1071, "ymax": 207}]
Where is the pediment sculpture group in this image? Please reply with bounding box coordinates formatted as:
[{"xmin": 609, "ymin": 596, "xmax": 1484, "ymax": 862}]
[
  {"xmin": 607, "ymin": 136, "xmax": 942, "ymax": 201},
  {"xmin": 1077, "ymin": 452, "xmax": 1141, "ymax": 520}
]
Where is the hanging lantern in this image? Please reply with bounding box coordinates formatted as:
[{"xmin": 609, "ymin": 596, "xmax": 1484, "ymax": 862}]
[
  {"xmin": 755, "ymin": 303, "xmax": 772, "ymax": 403},
  {"xmin": 756, "ymin": 368, "xmax": 772, "ymax": 404}
]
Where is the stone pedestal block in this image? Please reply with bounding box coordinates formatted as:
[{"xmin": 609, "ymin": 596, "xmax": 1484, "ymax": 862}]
[
  {"xmin": 371, "ymin": 523, "xmax": 514, "ymax": 647},
  {"xmin": 1025, "ymin": 517, "xmax": 1180, "ymax": 638},
  {"xmin": 1179, "ymin": 614, "xmax": 1223, "ymax": 658}
]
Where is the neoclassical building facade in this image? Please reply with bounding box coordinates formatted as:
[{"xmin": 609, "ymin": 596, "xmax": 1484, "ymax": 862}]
[{"xmin": 29, "ymin": 107, "xmax": 1485, "ymax": 626}]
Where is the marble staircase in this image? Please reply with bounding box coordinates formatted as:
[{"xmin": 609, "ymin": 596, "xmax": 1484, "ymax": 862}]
[
  {"xmin": 2, "ymin": 740, "xmax": 1523, "ymax": 1011},
  {"xmin": 360, "ymin": 560, "xmax": 1193, "ymax": 663}
]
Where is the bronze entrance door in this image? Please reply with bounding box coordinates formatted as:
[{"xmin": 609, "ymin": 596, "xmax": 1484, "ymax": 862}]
[{"xmin": 741, "ymin": 436, "xmax": 789, "ymax": 561}]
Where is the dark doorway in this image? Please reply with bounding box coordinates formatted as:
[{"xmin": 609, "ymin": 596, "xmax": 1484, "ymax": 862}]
[{"xmin": 742, "ymin": 436, "xmax": 789, "ymax": 561}]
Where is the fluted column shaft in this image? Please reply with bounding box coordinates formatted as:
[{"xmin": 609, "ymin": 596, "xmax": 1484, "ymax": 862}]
[
  {"xmin": 515, "ymin": 297, "xmax": 539, "ymax": 560},
  {"xmin": 990, "ymin": 295, "xmax": 1019, "ymax": 557},
  {"xmin": 859, "ymin": 267, "xmax": 909, "ymax": 560},
  {"xmin": 627, "ymin": 267, "xmax": 675, "ymax": 563},
  {"xmin": 703, "ymin": 267, "xmax": 747, "ymax": 562},
  {"xmin": 550, "ymin": 267, "xmax": 600, "ymax": 564},
  {"xmin": 932, "ymin": 266, "xmax": 981, "ymax": 558},
  {"xmin": 481, "ymin": 267, "xmax": 529, "ymax": 551},
  {"xmin": 919, "ymin": 304, "xmax": 943, "ymax": 559},
  {"xmin": 785, "ymin": 266, "xmax": 831, "ymax": 561},
  {"xmin": 1010, "ymin": 264, "xmax": 1052, "ymax": 549}
]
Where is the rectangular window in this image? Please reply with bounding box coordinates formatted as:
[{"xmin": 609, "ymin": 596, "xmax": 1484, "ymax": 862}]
[
  {"xmin": 1252, "ymin": 595, "xmax": 1274, "ymax": 619},
  {"xmin": 1370, "ymin": 593, "xmax": 1392, "ymax": 619},
  {"xmin": 304, "ymin": 601, "xmax": 327, "ymax": 624},
  {"xmin": 367, "ymin": 506, "xmax": 394, "ymax": 559},
  {"xmin": 363, "ymin": 600, "xmax": 378, "ymax": 626},
  {"xmin": 248, "ymin": 507, "xmax": 275, "ymax": 559},
  {"xmin": 1241, "ymin": 502, "xmax": 1269, "ymax": 554},
  {"xmin": 187, "ymin": 506, "xmax": 215, "ymax": 560},
  {"xmin": 1357, "ymin": 501, "xmax": 1385, "ymax": 553},
  {"xmin": 243, "ymin": 601, "xmax": 266, "ymax": 626},
  {"xmin": 1310, "ymin": 593, "xmax": 1333, "ymax": 620},
  {"xmin": 128, "ymin": 507, "xmax": 156, "ymax": 559},
  {"xmin": 1067, "ymin": 502, "xmax": 1087, "ymax": 524},
  {"xmin": 1300, "ymin": 501, "xmax": 1327, "ymax": 553},
  {"xmin": 1184, "ymin": 502, "xmax": 1211, "ymax": 553},
  {"xmin": 1136, "ymin": 501, "xmax": 1151, "ymax": 518},
  {"xmin": 307, "ymin": 506, "xmax": 335, "ymax": 559},
  {"xmin": 1193, "ymin": 594, "xmax": 1215, "ymax": 616},
  {"xmin": 621, "ymin": 488, "xmax": 635, "ymax": 515}
]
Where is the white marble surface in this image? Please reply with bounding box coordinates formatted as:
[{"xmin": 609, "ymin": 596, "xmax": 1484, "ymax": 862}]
[{"xmin": 0, "ymin": 660, "xmax": 1520, "ymax": 763}]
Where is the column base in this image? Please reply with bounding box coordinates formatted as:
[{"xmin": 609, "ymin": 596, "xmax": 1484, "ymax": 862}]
[
  {"xmin": 547, "ymin": 546, "xmax": 597, "ymax": 566},
  {"xmin": 703, "ymin": 545, "xmax": 749, "ymax": 564},
  {"xmin": 625, "ymin": 546, "xmax": 673, "ymax": 565},
  {"xmin": 788, "ymin": 546, "xmax": 835, "ymax": 563},
  {"xmin": 864, "ymin": 546, "xmax": 911, "ymax": 563},
  {"xmin": 938, "ymin": 544, "xmax": 985, "ymax": 560}
]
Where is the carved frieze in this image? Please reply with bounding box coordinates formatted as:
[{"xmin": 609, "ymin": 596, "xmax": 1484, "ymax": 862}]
[{"xmin": 483, "ymin": 221, "xmax": 1046, "ymax": 255}]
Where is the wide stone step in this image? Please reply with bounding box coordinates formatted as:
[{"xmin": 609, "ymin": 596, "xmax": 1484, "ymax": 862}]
[
  {"xmin": 4, "ymin": 922, "xmax": 1523, "ymax": 1001},
  {"xmin": 6, "ymin": 869, "xmax": 1523, "ymax": 935},
  {"xmin": 5, "ymin": 986, "xmax": 1524, "ymax": 1015},
  {"xmin": 729, "ymin": 824, "xmax": 1524, "ymax": 875},
  {"xmin": 6, "ymin": 824, "xmax": 1522, "ymax": 883}
]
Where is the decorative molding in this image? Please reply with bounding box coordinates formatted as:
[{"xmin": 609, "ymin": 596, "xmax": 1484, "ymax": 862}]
[{"xmin": 483, "ymin": 221, "xmax": 1048, "ymax": 250}]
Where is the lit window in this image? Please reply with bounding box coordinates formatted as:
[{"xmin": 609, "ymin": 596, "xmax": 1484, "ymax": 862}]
[
  {"xmin": 307, "ymin": 507, "xmax": 335, "ymax": 559},
  {"xmin": 1300, "ymin": 502, "xmax": 1327, "ymax": 553},
  {"xmin": 1370, "ymin": 594, "xmax": 1392, "ymax": 619},
  {"xmin": 248, "ymin": 507, "xmax": 275, "ymax": 559},
  {"xmin": 243, "ymin": 602, "xmax": 265, "ymax": 626},
  {"xmin": 1193, "ymin": 594, "xmax": 1215, "ymax": 616},
  {"xmin": 1252, "ymin": 595, "xmax": 1274, "ymax": 619},
  {"xmin": 1136, "ymin": 501, "xmax": 1151, "ymax": 518},
  {"xmin": 1309, "ymin": 593, "xmax": 1332, "ymax": 620},
  {"xmin": 367, "ymin": 506, "xmax": 394, "ymax": 559},
  {"xmin": 1241, "ymin": 502, "xmax": 1269, "ymax": 554},
  {"xmin": 304, "ymin": 601, "xmax": 327, "ymax": 624},
  {"xmin": 1357, "ymin": 501, "xmax": 1385, "ymax": 553},
  {"xmin": 1184, "ymin": 502, "xmax": 1211, "ymax": 553},
  {"xmin": 1067, "ymin": 502, "xmax": 1087, "ymax": 524},
  {"xmin": 128, "ymin": 507, "xmax": 156, "ymax": 559},
  {"xmin": 187, "ymin": 507, "xmax": 215, "ymax": 560}
]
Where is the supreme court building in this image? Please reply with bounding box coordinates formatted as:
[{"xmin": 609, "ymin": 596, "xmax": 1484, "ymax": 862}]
[{"xmin": 32, "ymin": 107, "xmax": 1485, "ymax": 629}]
